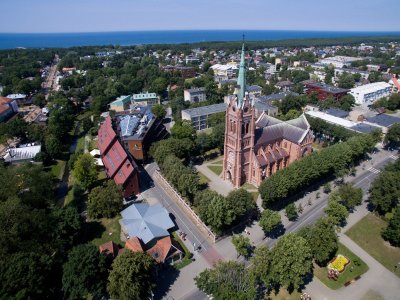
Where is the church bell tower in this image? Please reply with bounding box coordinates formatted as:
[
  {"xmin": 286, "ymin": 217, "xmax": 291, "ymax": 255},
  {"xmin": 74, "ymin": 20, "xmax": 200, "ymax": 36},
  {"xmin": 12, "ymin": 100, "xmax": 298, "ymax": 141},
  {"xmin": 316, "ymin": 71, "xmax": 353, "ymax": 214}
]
[{"xmin": 223, "ymin": 44, "xmax": 255, "ymax": 188}]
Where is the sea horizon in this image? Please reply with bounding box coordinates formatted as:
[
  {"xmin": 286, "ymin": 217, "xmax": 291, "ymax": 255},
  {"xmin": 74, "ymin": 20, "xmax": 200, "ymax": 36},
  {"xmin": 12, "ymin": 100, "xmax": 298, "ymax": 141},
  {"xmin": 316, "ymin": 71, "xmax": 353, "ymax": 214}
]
[{"xmin": 1, "ymin": 29, "xmax": 400, "ymax": 50}]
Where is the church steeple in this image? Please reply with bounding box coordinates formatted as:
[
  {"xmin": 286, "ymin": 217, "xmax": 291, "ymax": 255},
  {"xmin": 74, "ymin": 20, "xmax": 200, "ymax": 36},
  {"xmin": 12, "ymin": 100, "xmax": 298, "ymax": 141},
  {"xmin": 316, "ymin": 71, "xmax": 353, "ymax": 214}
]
[{"xmin": 236, "ymin": 43, "xmax": 246, "ymax": 107}]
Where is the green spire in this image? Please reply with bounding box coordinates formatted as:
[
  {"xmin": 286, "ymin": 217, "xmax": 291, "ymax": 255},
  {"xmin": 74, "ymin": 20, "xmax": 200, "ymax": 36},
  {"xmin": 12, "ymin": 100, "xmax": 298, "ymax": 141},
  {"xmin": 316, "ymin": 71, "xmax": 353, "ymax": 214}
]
[{"xmin": 236, "ymin": 43, "xmax": 246, "ymax": 107}]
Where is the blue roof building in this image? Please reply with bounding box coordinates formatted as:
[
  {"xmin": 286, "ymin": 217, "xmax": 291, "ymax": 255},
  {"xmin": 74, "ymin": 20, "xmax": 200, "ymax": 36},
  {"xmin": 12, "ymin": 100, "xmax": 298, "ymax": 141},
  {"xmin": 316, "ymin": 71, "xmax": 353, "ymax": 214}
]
[{"xmin": 120, "ymin": 203, "xmax": 174, "ymax": 244}]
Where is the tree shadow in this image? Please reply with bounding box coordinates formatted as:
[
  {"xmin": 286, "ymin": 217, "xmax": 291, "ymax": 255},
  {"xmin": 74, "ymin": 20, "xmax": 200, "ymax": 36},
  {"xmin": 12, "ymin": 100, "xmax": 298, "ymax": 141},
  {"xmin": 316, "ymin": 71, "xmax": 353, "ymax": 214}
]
[
  {"xmin": 153, "ymin": 265, "xmax": 181, "ymax": 300},
  {"xmin": 80, "ymin": 220, "xmax": 106, "ymax": 243},
  {"xmin": 267, "ymin": 224, "xmax": 286, "ymax": 239}
]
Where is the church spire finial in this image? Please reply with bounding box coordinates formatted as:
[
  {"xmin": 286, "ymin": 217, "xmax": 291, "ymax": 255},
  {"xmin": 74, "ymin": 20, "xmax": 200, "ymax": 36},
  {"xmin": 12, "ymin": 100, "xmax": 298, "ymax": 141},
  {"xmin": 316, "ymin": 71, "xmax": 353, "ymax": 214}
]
[{"xmin": 236, "ymin": 40, "xmax": 246, "ymax": 107}]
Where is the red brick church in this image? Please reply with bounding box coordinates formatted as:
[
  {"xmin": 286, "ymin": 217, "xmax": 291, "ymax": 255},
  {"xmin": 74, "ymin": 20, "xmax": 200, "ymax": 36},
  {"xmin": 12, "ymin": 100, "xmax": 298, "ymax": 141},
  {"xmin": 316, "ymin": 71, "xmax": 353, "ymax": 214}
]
[{"xmin": 223, "ymin": 45, "xmax": 314, "ymax": 188}]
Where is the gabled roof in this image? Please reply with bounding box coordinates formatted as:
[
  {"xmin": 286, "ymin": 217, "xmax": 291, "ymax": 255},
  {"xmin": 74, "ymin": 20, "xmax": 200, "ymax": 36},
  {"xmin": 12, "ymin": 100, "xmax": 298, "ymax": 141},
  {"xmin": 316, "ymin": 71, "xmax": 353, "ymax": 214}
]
[
  {"xmin": 114, "ymin": 159, "xmax": 137, "ymax": 186},
  {"xmin": 103, "ymin": 140, "xmax": 128, "ymax": 178},
  {"xmin": 121, "ymin": 203, "xmax": 174, "ymax": 244},
  {"xmin": 98, "ymin": 117, "xmax": 116, "ymax": 154},
  {"xmin": 255, "ymin": 114, "xmax": 310, "ymax": 146}
]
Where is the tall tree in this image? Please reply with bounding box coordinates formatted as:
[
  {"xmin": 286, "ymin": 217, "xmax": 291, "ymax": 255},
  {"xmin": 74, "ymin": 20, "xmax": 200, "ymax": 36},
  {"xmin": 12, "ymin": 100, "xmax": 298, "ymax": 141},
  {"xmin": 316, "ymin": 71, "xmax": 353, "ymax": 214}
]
[
  {"xmin": 107, "ymin": 251, "xmax": 156, "ymax": 300},
  {"xmin": 73, "ymin": 153, "xmax": 98, "ymax": 190},
  {"xmin": 337, "ymin": 183, "xmax": 363, "ymax": 210},
  {"xmin": 151, "ymin": 103, "xmax": 167, "ymax": 119},
  {"xmin": 259, "ymin": 209, "xmax": 282, "ymax": 236},
  {"xmin": 270, "ymin": 233, "xmax": 313, "ymax": 290},
  {"xmin": 309, "ymin": 218, "xmax": 338, "ymax": 265},
  {"xmin": 250, "ymin": 245, "xmax": 272, "ymax": 288},
  {"xmin": 232, "ymin": 235, "xmax": 251, "ymax": 258},
  {"xmin": 195, "ymin": 261, "xmax": 257, "ymax": 300},
  {"xmin": 62, "ymin": 244, "xmax": 108, "ymax": 299},
  {"xmin": 369, "ymin": 171, "xmax": 400, "ymax": 214},
  {"xmin": 324, "ymin": 200, "xmax": 349, "ymax": 226},
  {"xmin": 87, "ymin": 180, "xmax": 123, "ymax": 219},
  {"xmin": 382, "ymin": 208, "xmax": 400, "ymax": 247}
]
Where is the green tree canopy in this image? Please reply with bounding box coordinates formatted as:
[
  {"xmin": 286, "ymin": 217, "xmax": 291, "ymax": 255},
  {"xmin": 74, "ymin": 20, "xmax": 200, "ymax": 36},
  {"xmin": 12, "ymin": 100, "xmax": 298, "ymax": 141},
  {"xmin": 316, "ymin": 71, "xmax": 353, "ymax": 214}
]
[
  {"xmin": 309, "ymin": 218, "xmax": 338, "ymax": 265},
  {"xmin": 270, "ymin": 233, "xmax": 313, "ymax": 290},
  {"xmin": 324, "ymin": 199, "xmax": 349, "ymax": 226},
  {"xmin": 151, "ymin": 103, "xmax": 167, "ymax": 119},
  {"xmin": 259, "ymin": 209, "xmax": 282, "ymax": 236},
  {"xmin": 73, "ymin": 153, "xmax": 98, "ymax": 190},
  {"xmin": 87, "ymin": 180, "xmax": 123, "ymax": 219},
  {"xmin": 382, "ymin": 207, "xmax": 400, "ymax": 247},
  {"xmin": 62, "ymin": 243, "xmax": 108, "ymax": 299},
  {"xmin": 249, "ymin": 245, "xmax": 272, "ymax": 288},
  {"xmin": 171, "ymin": 120, "xmax": 196, "ymax": 140},
  {"xmin": 195, "ymin": 261, "xmax": 257, "ymax": 300},
  {"xmin": 232, "ymin": 235, "xmax": 251, "ymax": 258},
  {"xmin": 107, "ymin": 251, "xmax": 156, "ymax": 300},
  {"xmin": 337, "ymin": 183, "xmax": 363, "ymax": 210}
]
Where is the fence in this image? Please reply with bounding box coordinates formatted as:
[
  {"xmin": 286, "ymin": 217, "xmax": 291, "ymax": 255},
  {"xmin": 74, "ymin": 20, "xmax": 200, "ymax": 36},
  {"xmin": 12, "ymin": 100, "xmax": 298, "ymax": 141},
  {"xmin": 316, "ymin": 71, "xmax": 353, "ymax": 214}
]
[{"xmin": 154, "ymin": 170, "xmax": 217, "ymax": 243}]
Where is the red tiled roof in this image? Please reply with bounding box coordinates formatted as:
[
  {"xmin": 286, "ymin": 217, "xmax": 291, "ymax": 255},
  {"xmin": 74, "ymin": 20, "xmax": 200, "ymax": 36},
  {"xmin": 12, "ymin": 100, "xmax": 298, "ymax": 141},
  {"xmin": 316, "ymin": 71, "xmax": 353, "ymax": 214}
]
[
  {"xmin": 114, "ymin": 160, "xmax": 135, "ymax": 186},
  {"xmin": 392, "ymin": 77, "xmax": 400, "ymax": 91},
  {"xmin": 99, "ymin": 241, "xmax": 119, "ymax": 258},
  {"xmin": 97, "ymin": 116, "xmax": 139, "ymax": 194},
  {"xmin": 146, "ymin": 236, "xmax": 173, "ymax": 263},
  {"xmin": 98, "ymin": 117, "xmax": 116, "ymax": 154},
  {"xmin": 0, "ymin": 97, "xmax": 12, "ymax": 115},
  {"xmin": 125, "ymin": 237, "xmax": 144, "ymax": 252},
  {"xmin": 103, "ymin": 140, "xmax": 128, "ymax": 178},
  {"xmin": 125, "ymin": 236, "xmax": 176, "ymax": 264}
]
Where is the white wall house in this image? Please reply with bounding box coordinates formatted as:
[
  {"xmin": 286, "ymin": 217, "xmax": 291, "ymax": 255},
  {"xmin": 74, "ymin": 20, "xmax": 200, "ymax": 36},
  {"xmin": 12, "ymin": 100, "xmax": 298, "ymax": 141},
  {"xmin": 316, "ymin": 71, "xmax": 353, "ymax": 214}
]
[{"xmin": 349, "ymin": 82, "xmax": 392, "ymax": 105}]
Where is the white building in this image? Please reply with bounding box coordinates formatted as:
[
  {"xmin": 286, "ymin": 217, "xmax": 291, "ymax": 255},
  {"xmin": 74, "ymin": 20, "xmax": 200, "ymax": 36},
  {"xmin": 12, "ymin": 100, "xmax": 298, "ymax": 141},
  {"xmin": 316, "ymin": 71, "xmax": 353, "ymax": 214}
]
[
  {"xmin": 335, "ymin": 68, "xmax": 369, "ymax": 80},
  {"xmin": 349, "ymin": 82, "xmax": 392, "ymax": 105},
  {"xmin": 183, "ymin": 87, "xmax": 206, "ymax": 103},
  {"xmin": 210, "ymin": 63, "xmax": 238, "ymax": 79},
  {"xmin": 181, "ymin": 103, "xmax": 226, "ymax": 131},
  {"xmin": 3, "ymin": 144, "xmax": 41, "ymax": 163},
  {"xmin": 319, "ymin": 56, "xmax": 363, "ymax": 68}
]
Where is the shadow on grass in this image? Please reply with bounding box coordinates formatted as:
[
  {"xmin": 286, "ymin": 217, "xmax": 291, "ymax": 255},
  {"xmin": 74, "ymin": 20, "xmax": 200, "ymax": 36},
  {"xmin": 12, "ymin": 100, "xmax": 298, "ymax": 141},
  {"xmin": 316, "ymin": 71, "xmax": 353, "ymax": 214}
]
[{"xmin": 81, "ymin": 221, "xmax": 106, "ymax": 244}]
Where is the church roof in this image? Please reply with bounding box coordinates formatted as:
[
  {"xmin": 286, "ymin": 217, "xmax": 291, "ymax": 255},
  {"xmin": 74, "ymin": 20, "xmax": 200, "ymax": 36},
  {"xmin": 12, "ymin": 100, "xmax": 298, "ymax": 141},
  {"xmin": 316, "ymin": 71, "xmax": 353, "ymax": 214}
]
[{"xmin": 255, "ymin": 114, "xmax": 310, "ymax": 146}]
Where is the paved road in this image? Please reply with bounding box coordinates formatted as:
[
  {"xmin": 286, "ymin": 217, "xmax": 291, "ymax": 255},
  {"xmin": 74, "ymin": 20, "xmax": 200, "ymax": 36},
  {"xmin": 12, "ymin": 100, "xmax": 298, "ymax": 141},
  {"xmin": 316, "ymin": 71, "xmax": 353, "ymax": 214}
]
[{"xmin": 145, "ymin": 148, "xmax": 398, "ymax": 299}]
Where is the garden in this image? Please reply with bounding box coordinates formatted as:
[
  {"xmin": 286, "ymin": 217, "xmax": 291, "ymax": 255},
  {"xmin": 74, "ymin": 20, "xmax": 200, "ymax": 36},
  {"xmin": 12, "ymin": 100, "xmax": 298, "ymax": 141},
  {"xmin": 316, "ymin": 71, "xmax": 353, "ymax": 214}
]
[{"xmin": 314, "ymin": 243, "xmax": 369, "ymax": 289}]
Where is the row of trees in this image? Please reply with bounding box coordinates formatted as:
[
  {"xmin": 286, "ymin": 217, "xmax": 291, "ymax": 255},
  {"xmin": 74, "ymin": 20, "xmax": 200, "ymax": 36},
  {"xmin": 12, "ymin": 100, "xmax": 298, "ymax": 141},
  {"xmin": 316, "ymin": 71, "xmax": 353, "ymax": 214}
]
[
  {"xmin": 151, "ymin": 136, "xmax": 256, "ymax": 234},
  {"xmin": 259, "ymin": 134, "xmax": 376, "ymax": 207},
  {"xmin": 196, "ymin": 217, "xmax": 339, "ymax": 299},
  {"xmin": 307, "ymin": 115, "xmax": 359, "ymax": 143}
]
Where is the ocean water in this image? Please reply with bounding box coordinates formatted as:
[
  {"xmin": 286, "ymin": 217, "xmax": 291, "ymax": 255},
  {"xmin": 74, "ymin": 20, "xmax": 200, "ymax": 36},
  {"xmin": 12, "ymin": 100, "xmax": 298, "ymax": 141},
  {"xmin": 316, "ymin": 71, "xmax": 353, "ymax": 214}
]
[{"xmin": 0, "ymin": 30, "xmax": 400, "ymax": 49}]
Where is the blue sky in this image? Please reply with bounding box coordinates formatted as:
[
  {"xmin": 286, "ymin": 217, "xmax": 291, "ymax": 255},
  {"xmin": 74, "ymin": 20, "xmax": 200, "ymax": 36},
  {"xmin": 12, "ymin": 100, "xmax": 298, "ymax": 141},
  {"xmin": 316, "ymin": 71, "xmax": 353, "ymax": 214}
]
[{"xmin": 0, "ymin": 0, "xmax": 399, "ymax": 33}]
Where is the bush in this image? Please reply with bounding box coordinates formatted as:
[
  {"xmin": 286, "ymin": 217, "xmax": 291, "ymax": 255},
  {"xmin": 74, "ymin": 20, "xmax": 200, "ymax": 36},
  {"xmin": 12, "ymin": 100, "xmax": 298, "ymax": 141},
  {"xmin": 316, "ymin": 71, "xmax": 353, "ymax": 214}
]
[{"xmin": 285, "ymin": 203, "xmax": 298, "ymax": 221}]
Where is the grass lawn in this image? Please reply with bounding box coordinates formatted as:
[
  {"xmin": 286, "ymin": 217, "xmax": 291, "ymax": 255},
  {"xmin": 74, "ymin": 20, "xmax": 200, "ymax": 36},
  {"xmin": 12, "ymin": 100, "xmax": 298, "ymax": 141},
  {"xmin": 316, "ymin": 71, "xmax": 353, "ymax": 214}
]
[
  {"xmin": 314, "ymin": 242, "xmax": 369, "ymax": 290},
  {"xmin": 90, "ymin": 216, "xmax": 123, "ymax": 247},
  {"xmin": 242, "ymin": 182, "xmax": 257, "ymax": 190},
  {"xmin": 172, "ymin": 231, "xmax": 193, "ymax": 269},
  {"xmin": 208, "ymin": 165, "xmax": 223, "ymax": 176},
  {"xmin": 75, "ymin": 135, "xmax": 86, "ymax": 153},
  {"xmin": 50, "ymin": 160, "xmax": 66, "ymax": 180},
  {"xmin": 198, "ymin": 171, "xmax": 210, "ymax": 185},
  {"xmin": 209, "ymin": 158, "xmax": 223, "ymax": 165},
  {"xmin": 346, "ymin": 213, "xmax": 400, "ymax": 277},
  {"xmin": 267, "ymin": 288, "xmax": 301, "ymax": 300},
  {"xmin": 251, "ymin": 192, "xmax": 259, "ymax": 202}
]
